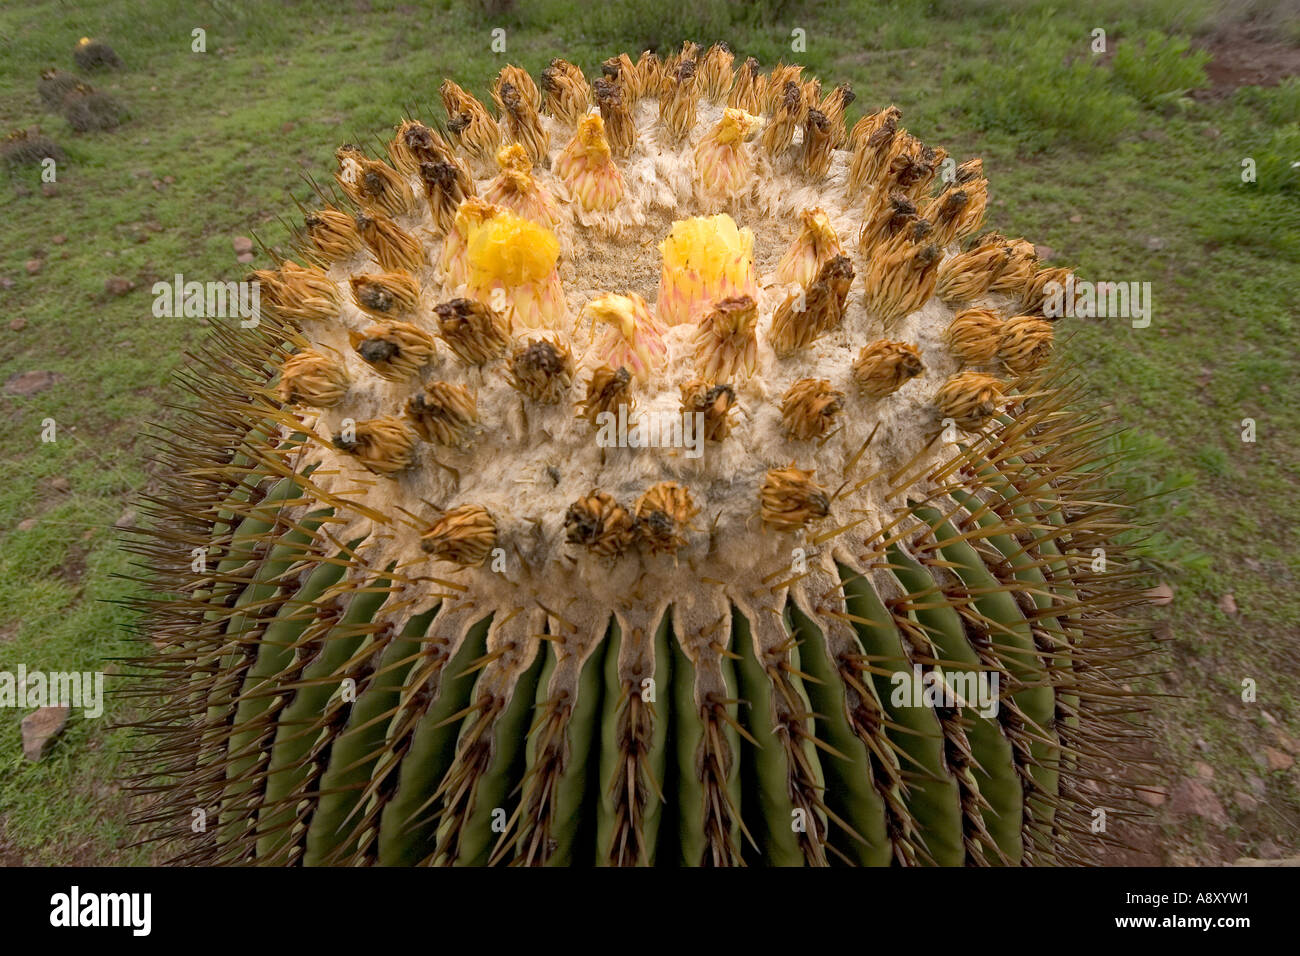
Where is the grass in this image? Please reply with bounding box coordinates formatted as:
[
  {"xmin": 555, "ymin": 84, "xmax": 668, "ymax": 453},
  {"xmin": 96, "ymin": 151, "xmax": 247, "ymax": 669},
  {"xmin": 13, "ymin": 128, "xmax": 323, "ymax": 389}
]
[{"xmin": 1, "ymin": 0, "xmax": 1297, "ymax": 864}]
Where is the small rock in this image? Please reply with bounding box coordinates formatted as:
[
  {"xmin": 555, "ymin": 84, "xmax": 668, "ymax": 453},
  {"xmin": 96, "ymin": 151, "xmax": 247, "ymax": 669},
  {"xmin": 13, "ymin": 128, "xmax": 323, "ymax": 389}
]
[
  {"xmin": 236, "ymin": 251, "xmax": 255, "ymax": 264},
  {"xmin": 114, "ymin": 508, "xmax": 137, "ymax": 529},
  {"xmin": 1145, "ymin": 236, "xmax": 1167, "ymax": 251},
  {"xmin": 51, "ymin": 234, "xmax": 67, "ymax": 245},
  {"xmin": 21, "ymin": 706, "xmax": 69, "ymax": 761},
  {"xmin": 104, "ymin": 276, "xmax": 134, "ymax": 296},
  {"xmin": 1270, "ymin": 727, "xmax": 1299, "ymax": 755},
  {"xmin": 50, "ymin": 477, "xmax": 70, "ymax": 493},
  {"xmin": 41, "ymin": 183, "xmax": 58, "ymax": 197},
  {"xmin": 1245, "ymin": 557, "xmax": 1263, "ymax": 571},
  {"xmin": 280, "ymin": 121, "xmax": 296, "ymax": 133},
  {"xmin": 1258, "ymin": 840, "xmax": 1284, "ymax": 860},
  {"xmin": 232, "ymin": 236, "xmax": 254, "ymax": 255},
  {"xmin": 163, "ymin": 175, "xmax": 174, "ymax": 184},
  {"xmin": 1167, "ymin": 778, "xmax": 1227, "ymax": 826},
  {"xmin": 1203, "ymin": 126, "xmax": 1221, "ymax": 139},
  {"xmin": 1144, "ymin": 582, "xmax": 1174, "ymax": 605},
  {"xmin": 1034, "ymin": 244, "xmax": 1055, "ymax": 260},
  {"xmin": 1219, "ymin": 592, "xmax": 1238, "ymax": 615},
  {"xmin": 9, "ymin": 318, "xmax": 27, "ymax": 331},
  {"xmin": 1234, "ymin": 791, "xmax": 1259, "ymax": 812},
  {"xmin": 25, "ymin": 258, "xmax": 43, "ymax": 275},
  {"xmin": 1260, "ymin": 384, "xmax": 1270, "ymax": 393},
  {"xmin": 0, "ymin": 277, "xmax": 13, "ymax": 289},
  {"xmin": 1246, "ymin": 774, "xmax": 1267, "ymax": 796},
  {"xmin": 3, "ymin": 369, "xmax": 60, "ymax": 396},
  {"xmin": 1137, "ymin": 786, "xmax": 1167, "ymax": 807},
  {"xmin": 1069, "ymin": 214, "xmax": 1083, "ymax": 223},
  {"xmin": 17, "ymin": 518, "xmax": 37, "ymax": 531},
  {"xmin": 1264, "ymin": 747, "xmax": 1294, "ymax": 771},
  {"xmin": 1195, "ymin": 761, "xmax": 1215, "ymax": 780}
]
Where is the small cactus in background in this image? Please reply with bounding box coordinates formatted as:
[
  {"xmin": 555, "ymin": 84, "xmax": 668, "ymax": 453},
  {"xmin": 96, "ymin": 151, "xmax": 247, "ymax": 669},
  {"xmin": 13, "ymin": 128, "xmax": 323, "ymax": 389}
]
[
  {"xmin": 72, "ymin": 36, "xmax": 122, "ymax": 71},
  {"xmin": 127, "ymin": 45, "xmax": 1154, "ymax": 867}
]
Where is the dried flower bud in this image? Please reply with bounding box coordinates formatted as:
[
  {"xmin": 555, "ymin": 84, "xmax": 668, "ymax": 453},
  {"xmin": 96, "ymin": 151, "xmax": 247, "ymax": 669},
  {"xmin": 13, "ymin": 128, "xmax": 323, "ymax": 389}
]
[
  {"xmin": 434, "ymin": 297, "xmax": 509, "ymax": 366},
  {"xmin": 781, "ymin": 378, "xmax": 844, "ymax": 441},
  {"xmin": 998, "ymin": 315, "xmax": 1054, "ymax": 375},
  {"xmin": 945, "ymin": 308, "xmax": 1004, "ymax": 364},
  {"xmin": 818, "ymin": 82, "xmax": 854, "ymax": 148},
  {"xmin": 697, "ymin": 42, "xmax": 735, "ymax": 101},
  {"xmin": 540, "ymin": 58, "xmax": 591, "ymax": 128},
  {"xmin": 846, "ymin": 105, "xmax": 902, "ymax": 196},
  {"xmin": 659, "ymin": 59, "xmax": 700, "ymax": 144},
  {"xmin": 506, "ymin": 337, "xmax": 573, "ymax": 404},
  {"xmin": 356, "ymin": 212, "xmax": 426, "ymax": 273},
  {"xmin": 277, "ymin": 349, "xmax": 350, "ymax": 407},
  {"xmin": 419, "ymin": 160, "xmax": 476, "ymax": 236},
  {"xmin": 441, "ymin": 80, "xmax": 501, "ymax": 164},
  {"xmin": 760, "ymin": 465, "xmax": 829, "ymax": 532},
  {"xmin": 858, "ymin": 190, "xmax": 922, "ymax": 257},
  {"xmin": 349, "ymin": 270, "xmax": 421, "ymax": 318},
  {"xmin": 349, "ymin": 321, "xmax": 438, "ymax": 380},
  {"xmin": 728, "ymin": 56, "xmax": 764, "ymax": 114},
  {"xmin": 851, "ymin": 340, "xmax": 923, "ymax": 398},
  {"xmin": 406, "ymin": 381, "xmax": 478, "ymax": 445},
  {"xmin": 862, "ymin": 234, "xmax": 942, "ymax": 326},
  {"xmin": 761, "ymin": 81, "xmax": 803, "ymax": 158},
  {"xmin": 635, "ymin": 482, "xmax": 699, "ymax": 554},
  {"xmin": 304, "ymin": 209, "xmax": 363, "ymax": 263},
  {"xmin": 579, "ymin": 364, "xmax": 633, "ymax": 426},
  {"xmin": 680, "ymin": 378, "xmax": 737, "ymax": 442},
  {"xmin": 388, "ymin": 120, "xmax": 455, "ymax": 175},
  {"xmin": 693, "ymin": 295, "xmax": 758, "ymax": 383},
  {"xmin": 332, "ymin": 416, "xmax": 418, "ymax": 476},
  {"xmin": 499, "ymin": 80, "xmax": 550, "ymax": 168},
  {"xmin": 335, "ymin": 146, "xmax": 417, "ymax": 219},
  {"xmin": 421, "ymin": 504, "xmax": 496, "ymax": 566},
  {"xmin": 800, "ymin": 108, "xmax": 834, "ymax": 180},
  {"xmin": 770, "ymin": 254, "xmax": 854, "ymax": 354},
  {"xmin": 594, "ymin": 77, "xmax": 636, "ymax": 159},
  {"xmin": 255, "ymin": 261, "xmax": 341, "ymax": 323},
  {"xmin": 935, "ymin": 372, "xmax": 1004, "ymax": 432},
  {"xmin": 492, "ymin": 65, "xmax": 541, "ymax": 115},
  {"xmin": 565, "ymin": 490, "xmax": 637, "ymax": 557}
]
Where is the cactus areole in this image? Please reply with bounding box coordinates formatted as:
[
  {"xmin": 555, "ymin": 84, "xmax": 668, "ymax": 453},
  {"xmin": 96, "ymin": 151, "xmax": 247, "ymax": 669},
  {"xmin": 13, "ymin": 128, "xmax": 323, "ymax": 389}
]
[{"xmin": 131, "ymin": 43, "xmax": 1151, "ymax": 866}]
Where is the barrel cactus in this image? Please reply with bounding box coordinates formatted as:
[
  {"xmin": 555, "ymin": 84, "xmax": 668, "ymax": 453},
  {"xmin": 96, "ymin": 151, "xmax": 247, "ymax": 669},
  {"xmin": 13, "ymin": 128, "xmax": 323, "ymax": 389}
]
[{"xmin": 129, "ymin": 42, "xmax": 1151, "ymax": 866}]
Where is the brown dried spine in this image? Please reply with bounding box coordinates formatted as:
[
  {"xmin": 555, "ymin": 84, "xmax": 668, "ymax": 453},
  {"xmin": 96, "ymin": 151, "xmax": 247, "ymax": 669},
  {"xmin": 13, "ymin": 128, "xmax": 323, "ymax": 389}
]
[{"xmin": 659, "ymin": 60, "xmax": 700, "ymax": 145}]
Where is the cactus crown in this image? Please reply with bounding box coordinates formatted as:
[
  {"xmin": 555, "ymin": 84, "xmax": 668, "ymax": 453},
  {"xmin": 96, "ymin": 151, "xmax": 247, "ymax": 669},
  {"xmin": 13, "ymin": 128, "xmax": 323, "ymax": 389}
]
[{"xmin": 128, "ymin": 44, "xmax": 1152, "ymax": 867}]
